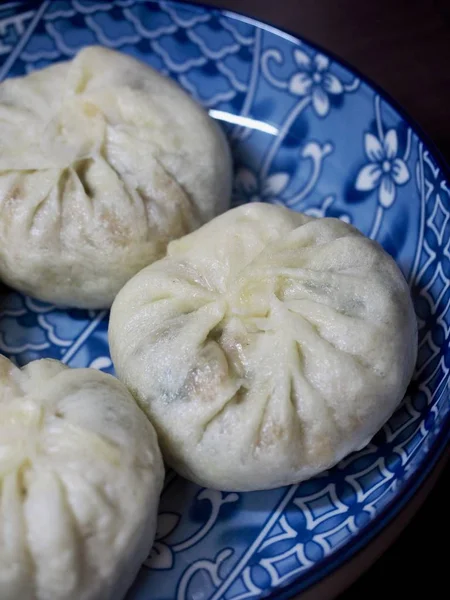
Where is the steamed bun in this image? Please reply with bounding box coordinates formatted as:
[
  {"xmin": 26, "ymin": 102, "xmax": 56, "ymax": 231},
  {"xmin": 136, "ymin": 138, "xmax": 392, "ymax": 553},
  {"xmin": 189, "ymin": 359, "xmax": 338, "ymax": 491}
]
[
  {"xmin": 0, "ymin": 355, "xmax": 164, "ymax": 600},
  {"xmin": 109, "ymin": 203, "xmax": 417, "ymax": 491},
  {"xmin": 0, "ymin": 46, "xmax": 231, "ymax": 308}
]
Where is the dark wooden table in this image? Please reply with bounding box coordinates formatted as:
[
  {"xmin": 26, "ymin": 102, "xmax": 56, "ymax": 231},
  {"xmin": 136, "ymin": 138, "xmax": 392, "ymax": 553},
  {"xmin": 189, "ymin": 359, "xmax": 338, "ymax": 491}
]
[{"xmin": 192, "ymin": 1, "xmax": 450, "ymax": 597}]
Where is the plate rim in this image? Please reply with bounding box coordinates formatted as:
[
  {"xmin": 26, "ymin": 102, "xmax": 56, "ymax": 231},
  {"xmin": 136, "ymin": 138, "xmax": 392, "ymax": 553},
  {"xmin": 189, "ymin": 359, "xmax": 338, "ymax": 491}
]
[{"xmin": 171, "ymin": 0, "xmax": 450, "ymax": 596}]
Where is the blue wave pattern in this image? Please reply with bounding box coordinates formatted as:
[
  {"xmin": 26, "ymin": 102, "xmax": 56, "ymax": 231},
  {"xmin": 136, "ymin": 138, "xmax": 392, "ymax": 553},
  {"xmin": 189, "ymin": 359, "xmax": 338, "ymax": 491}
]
[
  {"xmin": 0, "ymin": 1, "xmax": 36, "ymax": 77},
  {"xmin": 0, "ymin": 1, "xmax": 449, "ymax": 599}
]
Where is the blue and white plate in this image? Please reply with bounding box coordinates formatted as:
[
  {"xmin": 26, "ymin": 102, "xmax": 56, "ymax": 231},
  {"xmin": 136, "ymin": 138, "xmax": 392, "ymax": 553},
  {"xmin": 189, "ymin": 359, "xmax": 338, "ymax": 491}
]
[{"xmin": 1, "ymin": 1, "xmax": 449, "ymax": 598}]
